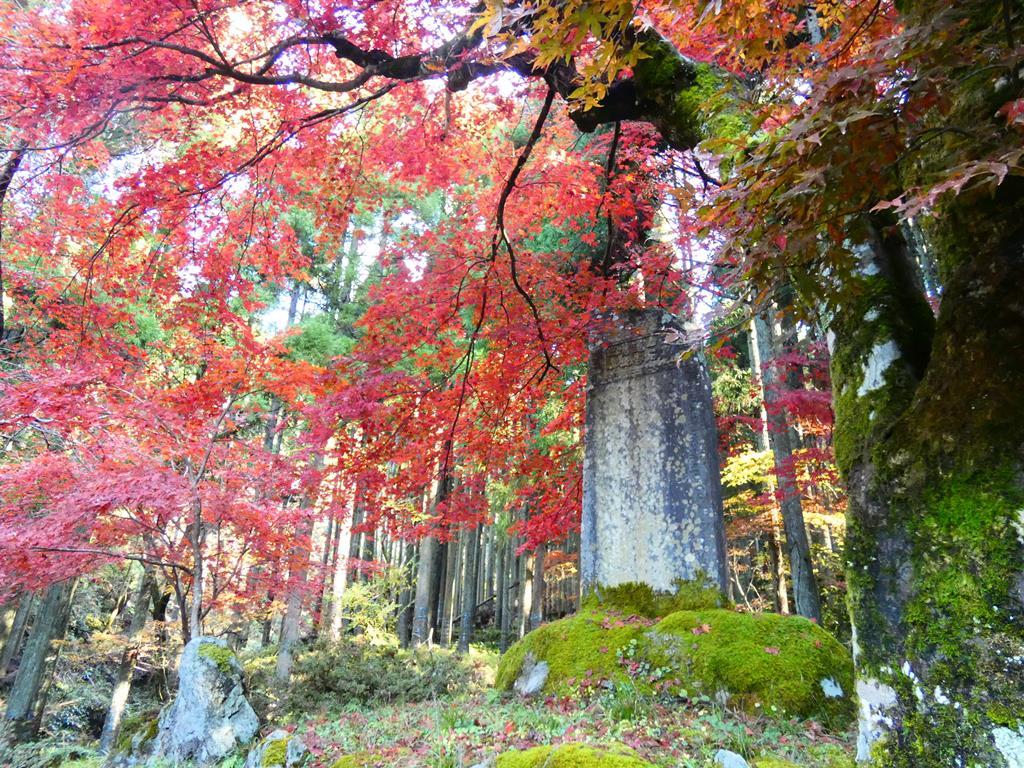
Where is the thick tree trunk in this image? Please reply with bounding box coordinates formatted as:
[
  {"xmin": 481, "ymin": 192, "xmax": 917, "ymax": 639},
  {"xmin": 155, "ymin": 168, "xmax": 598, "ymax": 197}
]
[
  {"xmin": 4, "ymin": 580, "xmax": 75, "ymax": 741},
  {"xmin": 0, "ymin": 593, "xmax": 32, "ymax": 679},
  {"xmin": 831, "ymin": 198, "xmax": 1024, "ymax": 763},
  {"xmin": 99, "ymin": 566, "xmax": 152, "ymax": 754},
  {"xmin": 411, "ymin": 535, "xmax": 438, "ymax": 647}
]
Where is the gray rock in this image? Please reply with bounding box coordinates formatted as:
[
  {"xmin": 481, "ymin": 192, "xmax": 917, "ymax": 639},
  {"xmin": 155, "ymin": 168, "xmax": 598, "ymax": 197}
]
[
  {"xmin": 244, "ymin": 729, "xmax": 308, "ymax": 768},
  {"xmin": 513, "ymin": 652, "xmax": 549, "ymax": 698},
  {"xmin": 714, "ymin": 748, "xmax": 750, "ymax": 768},
  {"xmin": 146, "ymin": 636, "xmax": 259, "ymax": 766}
]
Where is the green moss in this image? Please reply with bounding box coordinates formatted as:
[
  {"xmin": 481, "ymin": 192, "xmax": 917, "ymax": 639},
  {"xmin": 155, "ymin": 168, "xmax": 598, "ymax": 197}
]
[
  {"xmin": 115, "ymin": 713, "xmax": 158, "ymax": 754},
  {"xmin": 581, "ymin": 579, "xmax": 728, "ymax": 619},
  {"xmin": 753, "ymin": 759, "xmax": 800, "ymax": 768},
  {"xmin": 261, "ymin": 736, "xmax": 289, "ymax": 767},
  {"xmin": 331, "ymin": 753, "xmax": 378, "ymax": 768},
  {"xmin": 649, "ymin": 609, "xmax": 854, "ymax": 724},
  {"xmin": 198, "ymin": 641, "xmax": 237, "ymax": 675},
  {"xmin": 495, "ymin": 742, "xmax": 655, "ymax": 768},
  {"xmin": 495, "ymin": 608, "xmax": 646, "ymax": 693},
  {"xmin": 497, "ymin": 604, "xmax": 854, "ymax": 727}
]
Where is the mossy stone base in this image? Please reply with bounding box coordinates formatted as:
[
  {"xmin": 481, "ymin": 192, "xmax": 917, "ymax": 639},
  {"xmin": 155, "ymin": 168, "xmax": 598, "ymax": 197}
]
[
  {"xmin": 496, "ymin": 742, "xmax": 655, "ymax": 767},
  {"xmin": 497, "ymin": 589, "xmax": 854, "ymax": 727}
]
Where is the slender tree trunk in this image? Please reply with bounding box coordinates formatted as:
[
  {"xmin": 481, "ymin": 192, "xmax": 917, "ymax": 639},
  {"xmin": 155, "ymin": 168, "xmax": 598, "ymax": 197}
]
[
  {"xmin": 767, "ymin": 521, "xmax": 790, "ymax": 614},
  {"xmin": 528, "ymin": 542, "xmax": 545, "ymax": 631},
  {"xmin": 4, "ymin": 580, "xmax": 75, "ymax": 741},
  {"xmin": 328, "ymin": 495, "xmax": 355, "ymax": 641},
  {"xmin": 276, "ymin": 515, "xmax": 314, "ymax": 682},
  {"xmin": 516, "ymin": 546, "xmax": 532, "ymax": 641},
  {"xmin": 0, "ymin": 594, "xmax": 32, "ymax": 679},
  {"xmin": 754, "ymin": 312, "xmax": 822, "ymax": 621},
  {"xmin": 187, "ymin": 491, "xmax": 204, "ymax": 641},
  {"xmin": 439, "ymin": 534, "xmax": 460, "ymax": 646},
  {"xmin": 457, "ymin": 525, "xmax": 480, "ymax": 653},
  {"xmin": 496, "ymin": 539, "xmax": 509, "ymax": 653},
  {"xmin": 99, "ymin": 566, "xmax": 152, "ymax": 754},
  {"xmin": 396, "ymin": 539, "xmax": 413, "ymax": 648},
  {"xmin": 312, "ymin": 513, "xmax": 334, "ymax": 636}
]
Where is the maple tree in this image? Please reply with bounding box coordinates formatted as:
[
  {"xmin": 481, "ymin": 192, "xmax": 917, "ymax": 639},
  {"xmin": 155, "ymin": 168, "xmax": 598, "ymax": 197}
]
[{"xmin": 0, "ymin": 0, "xmax": 1022, "ymax": 762}]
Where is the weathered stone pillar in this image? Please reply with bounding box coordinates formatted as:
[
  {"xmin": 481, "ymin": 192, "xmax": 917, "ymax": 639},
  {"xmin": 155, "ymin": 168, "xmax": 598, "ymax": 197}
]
[{"xmin": 581, "ymin": 308, "xmax": 728, "ymax": 593}]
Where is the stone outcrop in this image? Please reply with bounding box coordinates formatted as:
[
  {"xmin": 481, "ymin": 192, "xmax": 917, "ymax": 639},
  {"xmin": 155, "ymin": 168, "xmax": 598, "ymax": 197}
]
[{"xmin": 144, "ymin": 636, "xmax": 259, "ymax": 766}]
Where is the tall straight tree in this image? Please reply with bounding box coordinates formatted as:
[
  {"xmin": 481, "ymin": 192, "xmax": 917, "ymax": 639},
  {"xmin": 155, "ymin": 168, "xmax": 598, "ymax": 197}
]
[
  {"xmin": 752, "ymin": 311, "xmax": 821, "ymax": 622},
  {"xmin": 3, "ymin": 580, "xmax": 74, "ymax": 741}
]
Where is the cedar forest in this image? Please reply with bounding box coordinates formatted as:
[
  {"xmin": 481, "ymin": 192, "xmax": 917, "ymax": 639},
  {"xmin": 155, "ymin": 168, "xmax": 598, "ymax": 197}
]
[{"xmin": 0, "ymin": 0, "xmax": 1021, "ymax": 767}]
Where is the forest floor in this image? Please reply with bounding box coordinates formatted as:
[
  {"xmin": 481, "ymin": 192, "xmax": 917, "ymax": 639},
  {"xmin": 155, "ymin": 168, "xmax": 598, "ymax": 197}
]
[
  {"xmin": 1, "ymin": 640, "xmax": 857, "ymax": 768},
  {"xmin": 285, "ymin": 649, "xmax": 857, "ymax": 768}
]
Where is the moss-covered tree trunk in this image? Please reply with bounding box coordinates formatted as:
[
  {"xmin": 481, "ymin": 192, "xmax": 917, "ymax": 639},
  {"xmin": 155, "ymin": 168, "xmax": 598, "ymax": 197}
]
[{"xmin": 830, "ymin": 194, "xmax": 1024, "ymax": 762}]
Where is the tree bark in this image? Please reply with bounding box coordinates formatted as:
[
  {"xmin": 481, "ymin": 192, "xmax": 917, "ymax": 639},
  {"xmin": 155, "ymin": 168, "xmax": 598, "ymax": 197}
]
[
  {"xmin": 439, "ymin": 534, "xmax": 461, "ymax": 647},
  {"xmin": 496, "ymin": 538, "xmax": 510, "ymax": 653},
  {"xmin": 99, "ymin": 565, "xmax": 152, "ymax": 754},
  {"xmin": 275, "ymin": 515, "xmax": 314, "ymax": 682},
  {"xmin": 0, "ymin": 593, "xmax": 33, "ymax": 679},
  {"xmin": 327, "ymin": 495, "xmax": 355, "ymax": 641},
  {"xmin": 411, "ymin": 535, "xmax": 438, "ymax": 647},
  {"xmin": 4, "ymin": 580, "xmax": 75, "ymax": 741},
  {"xmin": 528, "ymin": 542, "xmax": 546, "ymax": 631},
  {"xmin": 831, "ymin": 195, "xmax": 1024, "ymax": 762},
  {"xmin": 754, "ymin": 311, "xmax": 822, "ymax": 621},
  {"xmin": 457, "ymin": 524, "xmax": 480, "ymax": 653}
]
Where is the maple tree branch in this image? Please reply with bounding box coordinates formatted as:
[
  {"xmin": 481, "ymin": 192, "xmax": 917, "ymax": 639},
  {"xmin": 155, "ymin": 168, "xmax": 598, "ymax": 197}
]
[
  {"xmin": 31, "ymin": 546, "xmax": 191, "ymax": 573},
  {"xmin": 491, "ymin": 86, "xmax": 559, "ymax": 382}
]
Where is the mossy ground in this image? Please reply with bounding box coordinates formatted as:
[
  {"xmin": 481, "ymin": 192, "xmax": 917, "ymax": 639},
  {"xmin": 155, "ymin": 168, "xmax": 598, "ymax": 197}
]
[
  {"xmin": 496, "ymin": 602, "xmax": 854, "ymax": 727},
  {"xmin": 495, "ymin": 742, "xmax": 655, "ymax": 767}
]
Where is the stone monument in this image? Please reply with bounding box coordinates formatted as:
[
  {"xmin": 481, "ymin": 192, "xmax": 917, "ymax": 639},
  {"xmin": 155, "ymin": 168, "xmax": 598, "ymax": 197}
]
[{"xmin": 581, "ymin": 308, "xmax": 728, "ymax": 593}]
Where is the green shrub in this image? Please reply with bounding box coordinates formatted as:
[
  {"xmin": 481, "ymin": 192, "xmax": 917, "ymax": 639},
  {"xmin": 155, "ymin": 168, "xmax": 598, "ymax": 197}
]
[{"xmin": 288, "ymin": 639, "xmax": 472, "ymax": 712}]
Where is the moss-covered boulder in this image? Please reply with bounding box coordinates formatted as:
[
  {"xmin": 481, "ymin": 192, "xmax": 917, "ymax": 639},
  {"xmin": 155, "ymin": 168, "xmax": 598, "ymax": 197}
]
[
  {"xmin": 495, "ymin": 742, "xmax": 656, "ymax": 767},
  {"xmin": 496, "ymin": 586, "xmax": 854, "ymax": 727},
  {"xmin": 244, "ymin": 729, "xmax": 307, "ymax": 768}
]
